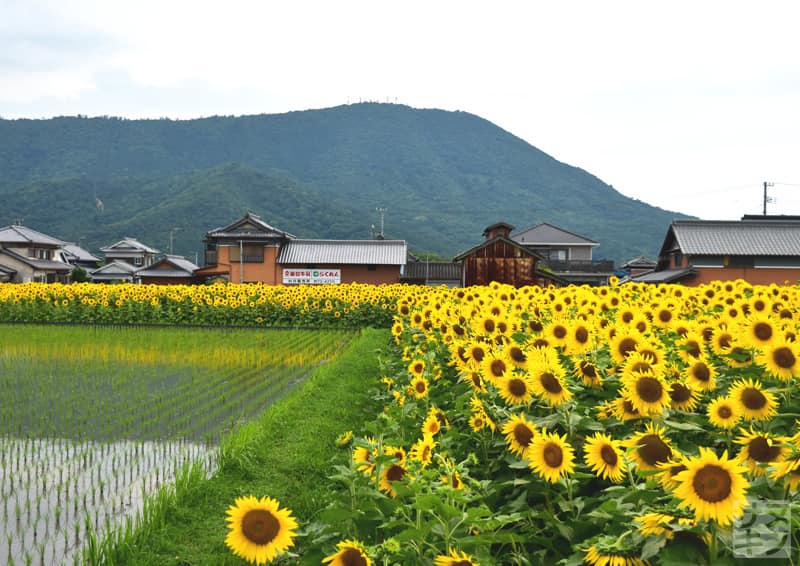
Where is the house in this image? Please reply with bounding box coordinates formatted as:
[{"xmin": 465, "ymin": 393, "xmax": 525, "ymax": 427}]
[
  {"xmin": 620, "ymin": 256, "xmax": 657, "ymax": 279},
  {"xmin": 0, "ymin": 224, "xmax": 72, "ymax": 283},
  {"xmin": 628, "ymin": 216, "xmax": 800, "ymax": 286},
  {"xmin": 195, "ymin": 212, "xmax": 407, "ymax": 285},
  {"xmin": 135, "ymin": 255, "xmax": 200, "ymax": 285},
  {"xmin": 100, "ymin": 238, "xmax": 160, "ymax": 268},
  {"xmin": 453, "ymin": 222, "xmax": 565, "ymax": 287},
  {"xmin": 401, "ymin": 260, "xmax": 463, "ymax": 287},
  {"xmin": 511, "ymin": 222, "xmax": 615, "ymax": 285},
  {"xmin": 277, "ymin": 240, "xmax": 407, "ymax": 285},
  {"xmin": 60, "ymin": 243, "xmax": 102, "ymax": 271},
  {"xmin": 89, "ymin": 260, "xmax": 138, "ymax": 283}
]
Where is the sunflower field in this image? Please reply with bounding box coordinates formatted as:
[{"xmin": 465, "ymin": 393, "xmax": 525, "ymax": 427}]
[
  {"xmin": 0, "ymin": 282, "xmax": 399, "ymax": 328},
  {"xmin": 306, "ymin": 279, "xmax": 800, "ymax": 565}
]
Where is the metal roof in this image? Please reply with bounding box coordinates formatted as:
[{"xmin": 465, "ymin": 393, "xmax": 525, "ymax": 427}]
[
  {"xmin": 90, "ymin": 260, "xmax": 138, "ymax": 276},
  {"xmin": 0, "ymin": 247, "xmax": 71, "ymax": 271},
  {"xmin": 136, "ymin": 255, "xmax": 199, "ymax": 277},
  {"xmin": 402, "ymin": 262, "xmax": 463, "ymax": 281},
  {"xmin": 277, "ymin": 240, "xmax": 407, "ymax": 265},
  {"xmin": 61, "ymin": 243, "xmax": 101, "ymax": 263},
  {"xmin": 628, "ymin": 267, "xmax": 696, "ymax": 284},
  {"xmin": 512, "ymin": 223, "xmax": 598, "ymax": 246},
  {"xmin": 0, "ymin": 225, "xmax": 65, "ymax": 246},
  {"xmin": 671, "ymin": 219, "xmax": 800, "ymax": 256}
]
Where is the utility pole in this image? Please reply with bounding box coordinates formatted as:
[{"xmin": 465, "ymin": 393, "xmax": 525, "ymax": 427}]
[
  {"xmin": 763, "ymin": 181, "xmax": 774, "ymax": 215},
  {"xmin": 169, "ymin": 227, "xmax": 181, "ymax": 255}
]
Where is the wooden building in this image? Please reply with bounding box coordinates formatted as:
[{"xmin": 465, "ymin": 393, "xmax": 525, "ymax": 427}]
[{"xmin": 454, "ymin": 222, "xmax": 565, "ymax": 287}]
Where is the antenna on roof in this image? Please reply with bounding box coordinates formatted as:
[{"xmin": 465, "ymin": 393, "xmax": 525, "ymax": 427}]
[
  {"xmin": 763, "ymin": 181, "xmax": 775, "ymax": 215},
  {"xmin": 376, "ymin": 207, "xmax": 388, "ymax": 239},
  {"xmin": 14, "ymin": 218, "xmax": 23, "ymax": 226}
]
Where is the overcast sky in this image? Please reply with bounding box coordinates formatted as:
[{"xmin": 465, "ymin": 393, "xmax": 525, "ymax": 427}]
[{"xmin": 2, "ymin": 1, "xmax": 798, "ymax": 220}]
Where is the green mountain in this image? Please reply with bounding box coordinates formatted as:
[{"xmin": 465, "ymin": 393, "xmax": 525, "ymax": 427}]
[{"xmin": 0, "ymin": 103, "xmax": 688, "ymax": 263}]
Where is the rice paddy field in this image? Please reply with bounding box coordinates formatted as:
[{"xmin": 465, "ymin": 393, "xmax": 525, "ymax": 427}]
[{"xmin": 0, "ymin": 323, "xmax": 352, "ymax": 565}]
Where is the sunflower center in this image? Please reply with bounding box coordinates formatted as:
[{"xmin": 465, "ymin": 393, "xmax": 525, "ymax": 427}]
[
  {"xmin": 754, "ymin": 322, "xmax": 773, "ymax": 342},
  {"xmin": 692, "ymin": 464, "xmax": 733, "ymax": 503},
  {"xmin": 691, "ymin": 363, "xmax": 710, "ymax": 382},
  {"xmin": 748, "ymin": 437, "xmax": 781, "ymax": 462},
  {"xmin": 539, "ymin": 372, "xmax": 562, "ymax": 393},
  {"xmin": 484, "ymin": 319, "xmax": 495, "ymax": 333},
  {"xmin": 386, "ymin": 464, "xmax": 406, "ymax": 482},
  {"xmin": 717, "ymin": 405, "xmax": 732, "ymax": 419},
  {"xmin": 685, "ymin": 342, "xmax": 701, "ymax": 358},
  {"xmin": 638, "ymin": 434, "xmax": 672, "ymax": 466},
  {"xmin": 630, "ymin": 362, "xmax": 652, "ymax": 373},
  {"xmin": 718, "ymin": 334, "xmax": 732, "ymax": 348},
  {"xmin": 600, "ymin": 444, "xmax": 618, "ymax": 466},
  {"xmin": 741, "ymin": 387, "xmax": 767, "ymax": 410},
  {"xmin": 471, "ymin": 348, "xmax": 485, "ymax": 363},
  {"xmin": 618, "ymin": 338, "xmax": 637, "ymax": 358},
  {"xmin": 773, "ymin": 347, "xmax": 796, "ymax": 369},
  {"xmin": 452, "ymin": 324, "xmax": 465, "ymax": 336},
  {"xmin": 508, "ymin": 346, "xmax": 526, "ymax": 363},
  {"xmin": 580, "ymin": 362, "xmax": 597, "ymax": 378},
  {"xmin": 623, "ymin": 400, "xmax": 639, "ymax": 415},
  {"xmin": 339, "ymin": 548, "xmax": 368, "ymax": 566},
  {"xmin": 658, "ymin": 309, "xmax": 672, "ymax": 323},
  {"xmin": 490, "ymin": 359, "xmax": 507, "ymax": 377},
  {"xmin": 241, "ymin": 509, "xmax": 280, "ymax": 545},
  {"xmin": 415, "ymin": 381, "xmax": 427, "ymax": 394},
  {"xmin": 636, "ymin": 377, "xmax": 663, "ymax": 403},
  {"xmin": 669, "ymin": 383, "xmax": 692, "ymax": 402},
  {"xmin": 413, "ymin": 363, "xmax": 423, "ymax": 374},
  {"xmin": 553, "ymin": 325, "xmax": 567, "ymax": 339},
  {"xmin": 543, "ymin": 442, "xmax": 564, "ymax": 468},
  {"xmin": 508, "ymin": 378, "xmax": 528, "ymax": 397},
  {"xmin": 575, "ymin": 327, "xmax": 589, "ymax": 344},
  {"xmin": 470, "ymin": 372, "xmax": 482, "ymax": 388},
  {"xmin": 514, "ymin": 424, "xmax": 534, "ymax": 447},
  {"xmin": 452, "ymin": 561, "xmax": 473, "ymax": 566}
]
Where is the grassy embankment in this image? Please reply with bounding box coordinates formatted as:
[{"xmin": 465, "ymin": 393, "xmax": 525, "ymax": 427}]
[{"xmin": 93, "ymin": 328, "xmax": 388, "ymax": 565}]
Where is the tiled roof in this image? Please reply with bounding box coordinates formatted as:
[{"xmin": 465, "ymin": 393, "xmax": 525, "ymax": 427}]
[
  {"xmin": 0, "ymin": 225, "xmax": 65, "ymax": 246},
  {"xmin": 61, "ymin": 243, "xmax": 101, "ymax": 263},
  {"xmin": 671, "ymin": 220, "xmax": 800, "ymax": 255},
  {"xmin": 512, "ymin": 222, "xmax": 598, "ymax": 246},
  {"xmin": 136, "ymin": 255, "xmax": 199, "ymax": 277},
  {"xmin": 0, "ymin": 247, "xmax": 71, "ymax": 271},
  {"xmin": 100, "ymin": 238, "xmax": 160, "ymax": 254},
  {"xmin": 402, "ymin": 262, "xmax": 463, "ymax": 281},
  {"xmin": 90, "ymin": 260, "xmax": 138, "ymax": 276},
  {"xmin": 277, "ymin": 240, "xmax": 407, "ymax": 265},
  {"xmin": 628, "ymin": 267, "xmax": 696, "ymax": 283},
  {"xmin": 207, "ymin": 212, "xmax": 295, "ymax": 240}
]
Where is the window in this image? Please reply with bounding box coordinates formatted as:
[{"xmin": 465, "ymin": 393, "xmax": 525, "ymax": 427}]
[
  {"xmin": 36, "ymin": 248, "xmax": 51, "ymax": 260},
  {"xmin": 549, "ymin": 249, "xmax": 567, "ymax": 261},
  {"xmin": 134, "ymin": 257, "xmax": 143, "ymax": 266},
  {"xmin": 229, "ymin": 244, "xmax": 264, "ymax": 263}
]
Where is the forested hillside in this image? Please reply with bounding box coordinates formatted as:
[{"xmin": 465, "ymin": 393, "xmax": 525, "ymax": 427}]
[{"xmin": 0, "ymin": 103, "xmax": 688, "ymax": 262}]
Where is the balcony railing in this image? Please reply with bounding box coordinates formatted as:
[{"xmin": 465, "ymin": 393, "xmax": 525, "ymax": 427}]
[{"xmin": 544, "ymin": 259, "xmax": 615, "ymax": 273}]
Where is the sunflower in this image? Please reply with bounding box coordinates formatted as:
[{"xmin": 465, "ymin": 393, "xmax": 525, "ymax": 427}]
[
  {"xmin": 741, "ymin": 313, "xmax": 778, "ymax": 349},
  {"xmin": 655, "ymin": 456, "xmax": 688, "ymax": 490},
  {"xmin": 497, "ymin": 372, "xmax": 535, "ymax": 406},
  {"xmin": 583, "ymin": 432, "xmax": 627, "ymax": 483},
  {"xmin": 410, "ymin": 376, "xmax": 429, "ymax": 399},
  {"xmin": 434, "ymin": 548, "xmax": 479, "ymax": 566},
  {"xmin": 469, "ymin": 412, "xmax": 488, "ymax": 432},
  {"xmin": 504, "ymin": 343, "xmax": 528, "ymax": 368},
  {"xmin": 583, "ymin": 544, "xmax": 647, "ymax": 566},
  {"xmin": 421, "ymin": 412, "xmax": 442, "ymax": 437},
  {"xmin": 407, "ymin": 359, "xmax": 425, "ymax": 378},
  {"xmin": 575, "ymin": 359, "xmax": 603, "ymax": 387},
  {"xmin": 706, "ymin": 396, "xmax": 740, "ymax": 429},
  {"xmin": 322, "ymin": 539, "xmax": 372, "ymax": 566},
  {"xmin": 609, "ymin": 329, "xmax": 645, "ymax": 364},
  {"xmin": 439, "ymin": 459, "xmax": 465, "ymax": 490},
  {"xmin": 734, "ymin": 427, "xmax": 789, "ymax": 477},
  {"xmin": 460, "ymin": 369, "xmax": 486, "ymax": 393},
  {"xmin": 565, "ymin": 319, "xmax": 594, "ymax": 355},
  {"xmin": 529, "ymin": 353, "xmax": 572, "ymax": 406},
  {"xmin": 528, "ymin": 430, "xmax": 575, "ymax": 483},
  {"xmin": 502, "ymin": 412, "xmax": 539, "ymax": 458},
  {"xmin": 481, "ymin": 352, "xmax": 510, "ymax": 385},
  {"xmin": 668, "ymin": 380, "xmax": 700, "ymax": 412},
  {"xmin": 225, "ymin": 496, "xmax": 298, "ymax": 565},
  {"xmin": 353, "ymin": 437, "xmax": 378, "ymax": 476},
  {"xmin": 757, "ymin": 339, "xmax": 800, "ymax": 381},
  {"xmin": 683, "ymin": 357, "xmax": 717, "ymax": 392},
  {"xmin": 379, "ymin": 462, "xmax": 408, "ymax": 497},
  {"xmin": 463, "ymin": 340, "xmax": 490, "ymax": 368},
  {"xmin": 634, "ymin": 511, "xmax": 700, "ymax": 541},
  {"xmin": 611, "ymin": 396, "xmax": 642, "ymax": 422},
  {"xmin": 543, "ymin": 318, "xmax": 571, "ymax": 349},
  {"xmin": 621, "ymin": 370, "xmax": 670, "ymax": 416},
  {"xmin": 409, "ymin": 434, "xmax": 437, "ymax": 468},
  {"xmin": 625, "ymin": 422, "xmax": 674, "ymax": 472},
  {"xmin": 770, "ymin": 455, "xmax": 800, "ymax": 491},
  {"xmin": 673, "ymin": 447, "xmax": 750, "ymax": 526},
  {"xmin": 728, "ymin": 378, "xmax": 778, "ymax": 421}
]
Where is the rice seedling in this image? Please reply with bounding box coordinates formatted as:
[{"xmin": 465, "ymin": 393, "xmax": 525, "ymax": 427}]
[{"xmin": 0, "ymin": 323, "xmax": 352, "ymax": 564}]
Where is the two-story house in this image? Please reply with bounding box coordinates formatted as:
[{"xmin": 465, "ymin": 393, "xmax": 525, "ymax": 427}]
[
  {"xmin": 100, "ymin": 238, "xmax": 160, "ymax": 268},
  {"xmin": 511, "ymin": 222, "xmax": 615, "ymax": 285},
  {"xmin": 0, "ymin": 224, "xmax": 73, "ymax": 283}
]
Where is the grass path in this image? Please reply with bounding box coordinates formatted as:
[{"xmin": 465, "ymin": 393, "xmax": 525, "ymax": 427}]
[{"xmin": 98, "ymin": 328, "xmax": 388, "ymax": 565}]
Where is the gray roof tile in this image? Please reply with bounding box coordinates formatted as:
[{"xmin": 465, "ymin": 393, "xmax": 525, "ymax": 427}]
[
  {"xmin": 672, "ymin": 220, "xmax": 800, "ymax": 255},
  {"xmin": 277, "ymin": 240, "xmax": 407, "ymax": 265}
]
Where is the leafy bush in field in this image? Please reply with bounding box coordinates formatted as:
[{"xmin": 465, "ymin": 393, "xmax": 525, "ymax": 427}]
[
  {"xmin": 0, "ymin": 282, "xmax": 399, "ymax": 328},
  {"xmin": 307, "ymin": 280, "xmax": 800, "ymax": 565}
]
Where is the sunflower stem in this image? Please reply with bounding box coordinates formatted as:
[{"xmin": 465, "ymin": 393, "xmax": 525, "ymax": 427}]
[{"xmin": 709, "ymin": 522, "xmax": 718, "ymax": 564}]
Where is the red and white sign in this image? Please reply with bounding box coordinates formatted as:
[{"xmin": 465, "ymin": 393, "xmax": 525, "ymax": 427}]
[{"xmin": 282, "ymin": 269, "xmax": 341, "ymax": 285}]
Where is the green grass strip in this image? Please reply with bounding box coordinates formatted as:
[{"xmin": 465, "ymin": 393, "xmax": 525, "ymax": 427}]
[{"xmin": 94, "ymin": 328, "xmax": 388, "ymax": 565}]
